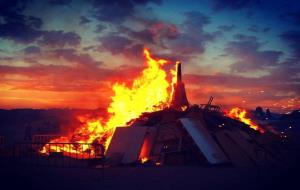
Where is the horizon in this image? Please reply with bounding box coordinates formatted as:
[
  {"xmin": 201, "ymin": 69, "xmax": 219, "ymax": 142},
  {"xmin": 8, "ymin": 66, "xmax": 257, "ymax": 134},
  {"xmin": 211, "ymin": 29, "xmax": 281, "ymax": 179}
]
[{"xmin": 0, "ymin": 106, "xmax": 295, "ymax": 114}]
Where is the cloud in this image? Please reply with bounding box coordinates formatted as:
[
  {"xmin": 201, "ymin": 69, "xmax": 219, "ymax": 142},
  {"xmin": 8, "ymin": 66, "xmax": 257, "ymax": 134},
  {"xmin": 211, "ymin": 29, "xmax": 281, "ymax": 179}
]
[
  {"xmin": 218, "ymin": 24, "xmax": 236, "ymax": 32},
  {"xmin": 225, "ymin": 34, "xmax": 282, "ymax": 72},
  {"xmin": 79, "ymin": 16, "xmax": 91, "ymax": 25},
  {"xmin": 0, "ymin": 56, "xmax": 13, "ymax": 61},
  {"xmin": 248, "ymin": 25, "xmax": 267, "ymax": 33},
  {"xmin": 0, "ymin": 60, "xmax": 143, "ymax": 108},
  {"xmin": 0, "ymin": 65, "xmax": 106, "ymax": 93},
  {"xmin": 248, "ymin": 25, "xmax": 270, "ymax": 33},
  {"xmin": 24, "ymin": 46, "xmax": 41, "ymax": 54},
  {"xmin": 185, "ymin": 72, "xmax": 298, "ymax": 91},
  {"xmin": 38, "ymin": 31, "xmax": 81, "ymax": 47},
  {"xmin": 122, "ymin": 43, "xmax": 145, "ymax": 58},
  {"xmin": 262, "ymin": 27, "xmax": 271, "ymax": 33},
  {"xmin": 1, "ymin": 0, "xmax": 298, "ymax": 110},
  {"xmin": 94, "ymin": 24, "xmax": 107, "ymax": 33},
  {"xmin": 0, "ymin": 22, "xmax": 42, "ymax": 44},
  {"xmin": 212, "ymin": 0, "xmax": 260, "ymax": 11},
  {"xmin": 280, "ymin": 30, "xmax": 300, "ymax": 60},
  {"xmin": 0, "ymin": 61, "xmax": 143, "ymax": 92},
  {"xmin": 118, "ymin": 21, "xmax": 179, "ymax": 47},
  {"xmin": 0, "ymin": 0, "xmax": 43, "ymax": 44},
  {"xmin": 101, "ymin": 11, "xmax": 218, "ymax": 61},
  {"xmin": 48, "ymin": 0, "xmax": 72, "ymax": 5},
  {"xmin": 89, "ymin": 0, "xmax": 161, "ymax": 23},
  {"xmin": 98, "ymin": 34, "xmax": 133, "ymax": 55},
  {"xmin": 0, "ymin": 0, "xmax": 81, "ymax": 47},
  {"xmin": 166, "ymin": 11, "xmax": 219, "ymax": 60},
  {"xmin": 0, "ymin": 0, "xmax": 30, "ymax": 17},
  {"xmin": 103, "ymin": 11, "xmax": 219, "ymax": 61},
  {"xmin": 51, "ymin": 48, "xmax": 102, "ymax": 68}
]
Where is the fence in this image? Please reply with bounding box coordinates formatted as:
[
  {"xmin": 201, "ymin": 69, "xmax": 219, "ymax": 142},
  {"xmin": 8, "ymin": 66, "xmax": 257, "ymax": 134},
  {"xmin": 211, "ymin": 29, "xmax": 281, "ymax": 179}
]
[{"xmin": 0, "ymin": 142, "xmax": 106, "ymax": 168}]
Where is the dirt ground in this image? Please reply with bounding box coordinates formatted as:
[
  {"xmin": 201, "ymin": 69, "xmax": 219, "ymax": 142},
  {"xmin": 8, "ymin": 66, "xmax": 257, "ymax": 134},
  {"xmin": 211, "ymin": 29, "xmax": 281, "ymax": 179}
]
[{"xmin": 0, "ymin": 163, "xmax": 299, "ymax": 190}]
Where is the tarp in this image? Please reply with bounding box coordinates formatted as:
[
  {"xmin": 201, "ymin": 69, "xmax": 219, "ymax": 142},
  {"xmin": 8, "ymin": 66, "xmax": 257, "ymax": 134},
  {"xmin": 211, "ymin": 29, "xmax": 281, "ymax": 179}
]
[
  {"xmin": 179, "ymin": 118, "xmax": 228, "ymax": 164},
  {"xmin": 106, "ymin": 127, "xmax": 148, "ymax": 163}
]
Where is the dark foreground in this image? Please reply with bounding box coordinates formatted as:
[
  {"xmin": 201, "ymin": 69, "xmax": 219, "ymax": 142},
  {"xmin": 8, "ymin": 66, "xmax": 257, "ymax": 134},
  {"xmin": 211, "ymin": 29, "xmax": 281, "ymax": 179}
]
[{"xmin": 1, "ymin": 163, "xmax": 299, "ymax": 190}]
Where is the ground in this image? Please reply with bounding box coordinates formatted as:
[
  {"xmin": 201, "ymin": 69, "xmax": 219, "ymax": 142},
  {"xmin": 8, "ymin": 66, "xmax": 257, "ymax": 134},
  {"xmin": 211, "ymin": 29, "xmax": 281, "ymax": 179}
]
[{"xmin": 0, "ymin": 163, "xmax": 298, "ymax": 190}]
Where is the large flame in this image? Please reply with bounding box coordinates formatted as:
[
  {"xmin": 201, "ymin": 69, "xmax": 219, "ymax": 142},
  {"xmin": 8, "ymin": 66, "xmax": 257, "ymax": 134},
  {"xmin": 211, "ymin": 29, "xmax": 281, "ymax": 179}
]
[
  {"xmin": 41, "ymin": 49, "xmax": 175, "ymax": 158},
  {"xmin": 226, "ymin": 107, "xmax": 265, "ymax": 133}
]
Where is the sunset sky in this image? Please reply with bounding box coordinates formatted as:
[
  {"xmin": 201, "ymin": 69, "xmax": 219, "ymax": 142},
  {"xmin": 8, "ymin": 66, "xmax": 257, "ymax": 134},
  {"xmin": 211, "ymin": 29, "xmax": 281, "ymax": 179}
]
[{"xmin": 0, "ymin": 0, "xmax": 299, "ymax": 112}]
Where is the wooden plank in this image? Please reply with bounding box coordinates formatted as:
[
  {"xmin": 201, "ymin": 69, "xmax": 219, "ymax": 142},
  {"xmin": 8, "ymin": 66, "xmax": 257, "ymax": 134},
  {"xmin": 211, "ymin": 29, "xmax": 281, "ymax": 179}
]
[
  {"xmin": 215, "ymin": 131, "xmax": 254, "ymax": 167},
  {"xmin": 179, "ymin": 118, "xmax": 228, "ymax": 164},
  {"xmin": 106, "ymin": 127, "xmax": 148, "ymax": 163}
]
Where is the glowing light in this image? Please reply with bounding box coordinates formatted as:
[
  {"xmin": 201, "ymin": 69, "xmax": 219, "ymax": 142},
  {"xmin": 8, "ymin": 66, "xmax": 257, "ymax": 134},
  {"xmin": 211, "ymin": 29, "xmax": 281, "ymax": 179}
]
[
  {"xmin": 181, "ymin": 105, "xmax": 188, "ymax": 111},
  {"xmin": 140, "ymin": 157, "xmax": 149, "ymax": 164}
]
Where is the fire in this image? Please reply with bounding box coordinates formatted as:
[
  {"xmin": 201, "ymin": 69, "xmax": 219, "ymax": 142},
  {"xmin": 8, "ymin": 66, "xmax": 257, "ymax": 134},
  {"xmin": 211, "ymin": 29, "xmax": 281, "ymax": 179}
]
[
  {"xmin": 226, "ymin": 107, "xmax": 265, "ymax": 133},
  {"xmin": 140, "ymin": 157, "xmax": 149, "ymax": 164},
  {"xmin": 41, "ymin": 49, "xmax": 175, "ymax": 158}
]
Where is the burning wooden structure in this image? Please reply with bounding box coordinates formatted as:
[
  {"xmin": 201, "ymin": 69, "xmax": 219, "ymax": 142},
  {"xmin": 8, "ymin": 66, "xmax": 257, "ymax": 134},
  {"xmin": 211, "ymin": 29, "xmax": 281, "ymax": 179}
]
[
  {"xmin": 38, "ymin": 49, "xmax": 280, "ymax": 167},
  {"xmin": 106, "ymin": 60, "xmax": 279, "ymax": 167},
  {"xmin": 170, "ymin": 62, "xmax": 189, "ymax": 110}
]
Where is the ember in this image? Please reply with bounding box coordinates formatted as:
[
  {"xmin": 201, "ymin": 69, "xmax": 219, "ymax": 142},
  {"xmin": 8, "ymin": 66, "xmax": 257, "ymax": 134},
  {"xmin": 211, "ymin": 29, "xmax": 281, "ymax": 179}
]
[{"xmin": 41, "ymin": 49, "xmax": 176, "ymax": 157}]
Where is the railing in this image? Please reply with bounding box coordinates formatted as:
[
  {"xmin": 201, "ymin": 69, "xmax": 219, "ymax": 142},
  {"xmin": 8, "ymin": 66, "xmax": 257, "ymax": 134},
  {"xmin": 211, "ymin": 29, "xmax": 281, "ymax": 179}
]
[
  {"xmin": 199, "ymin": 104, "xmax": 221, "ymax": 112},
  {"xmin": 0, "ymin": 143, "xmax": 105, "ymax": 168}
]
